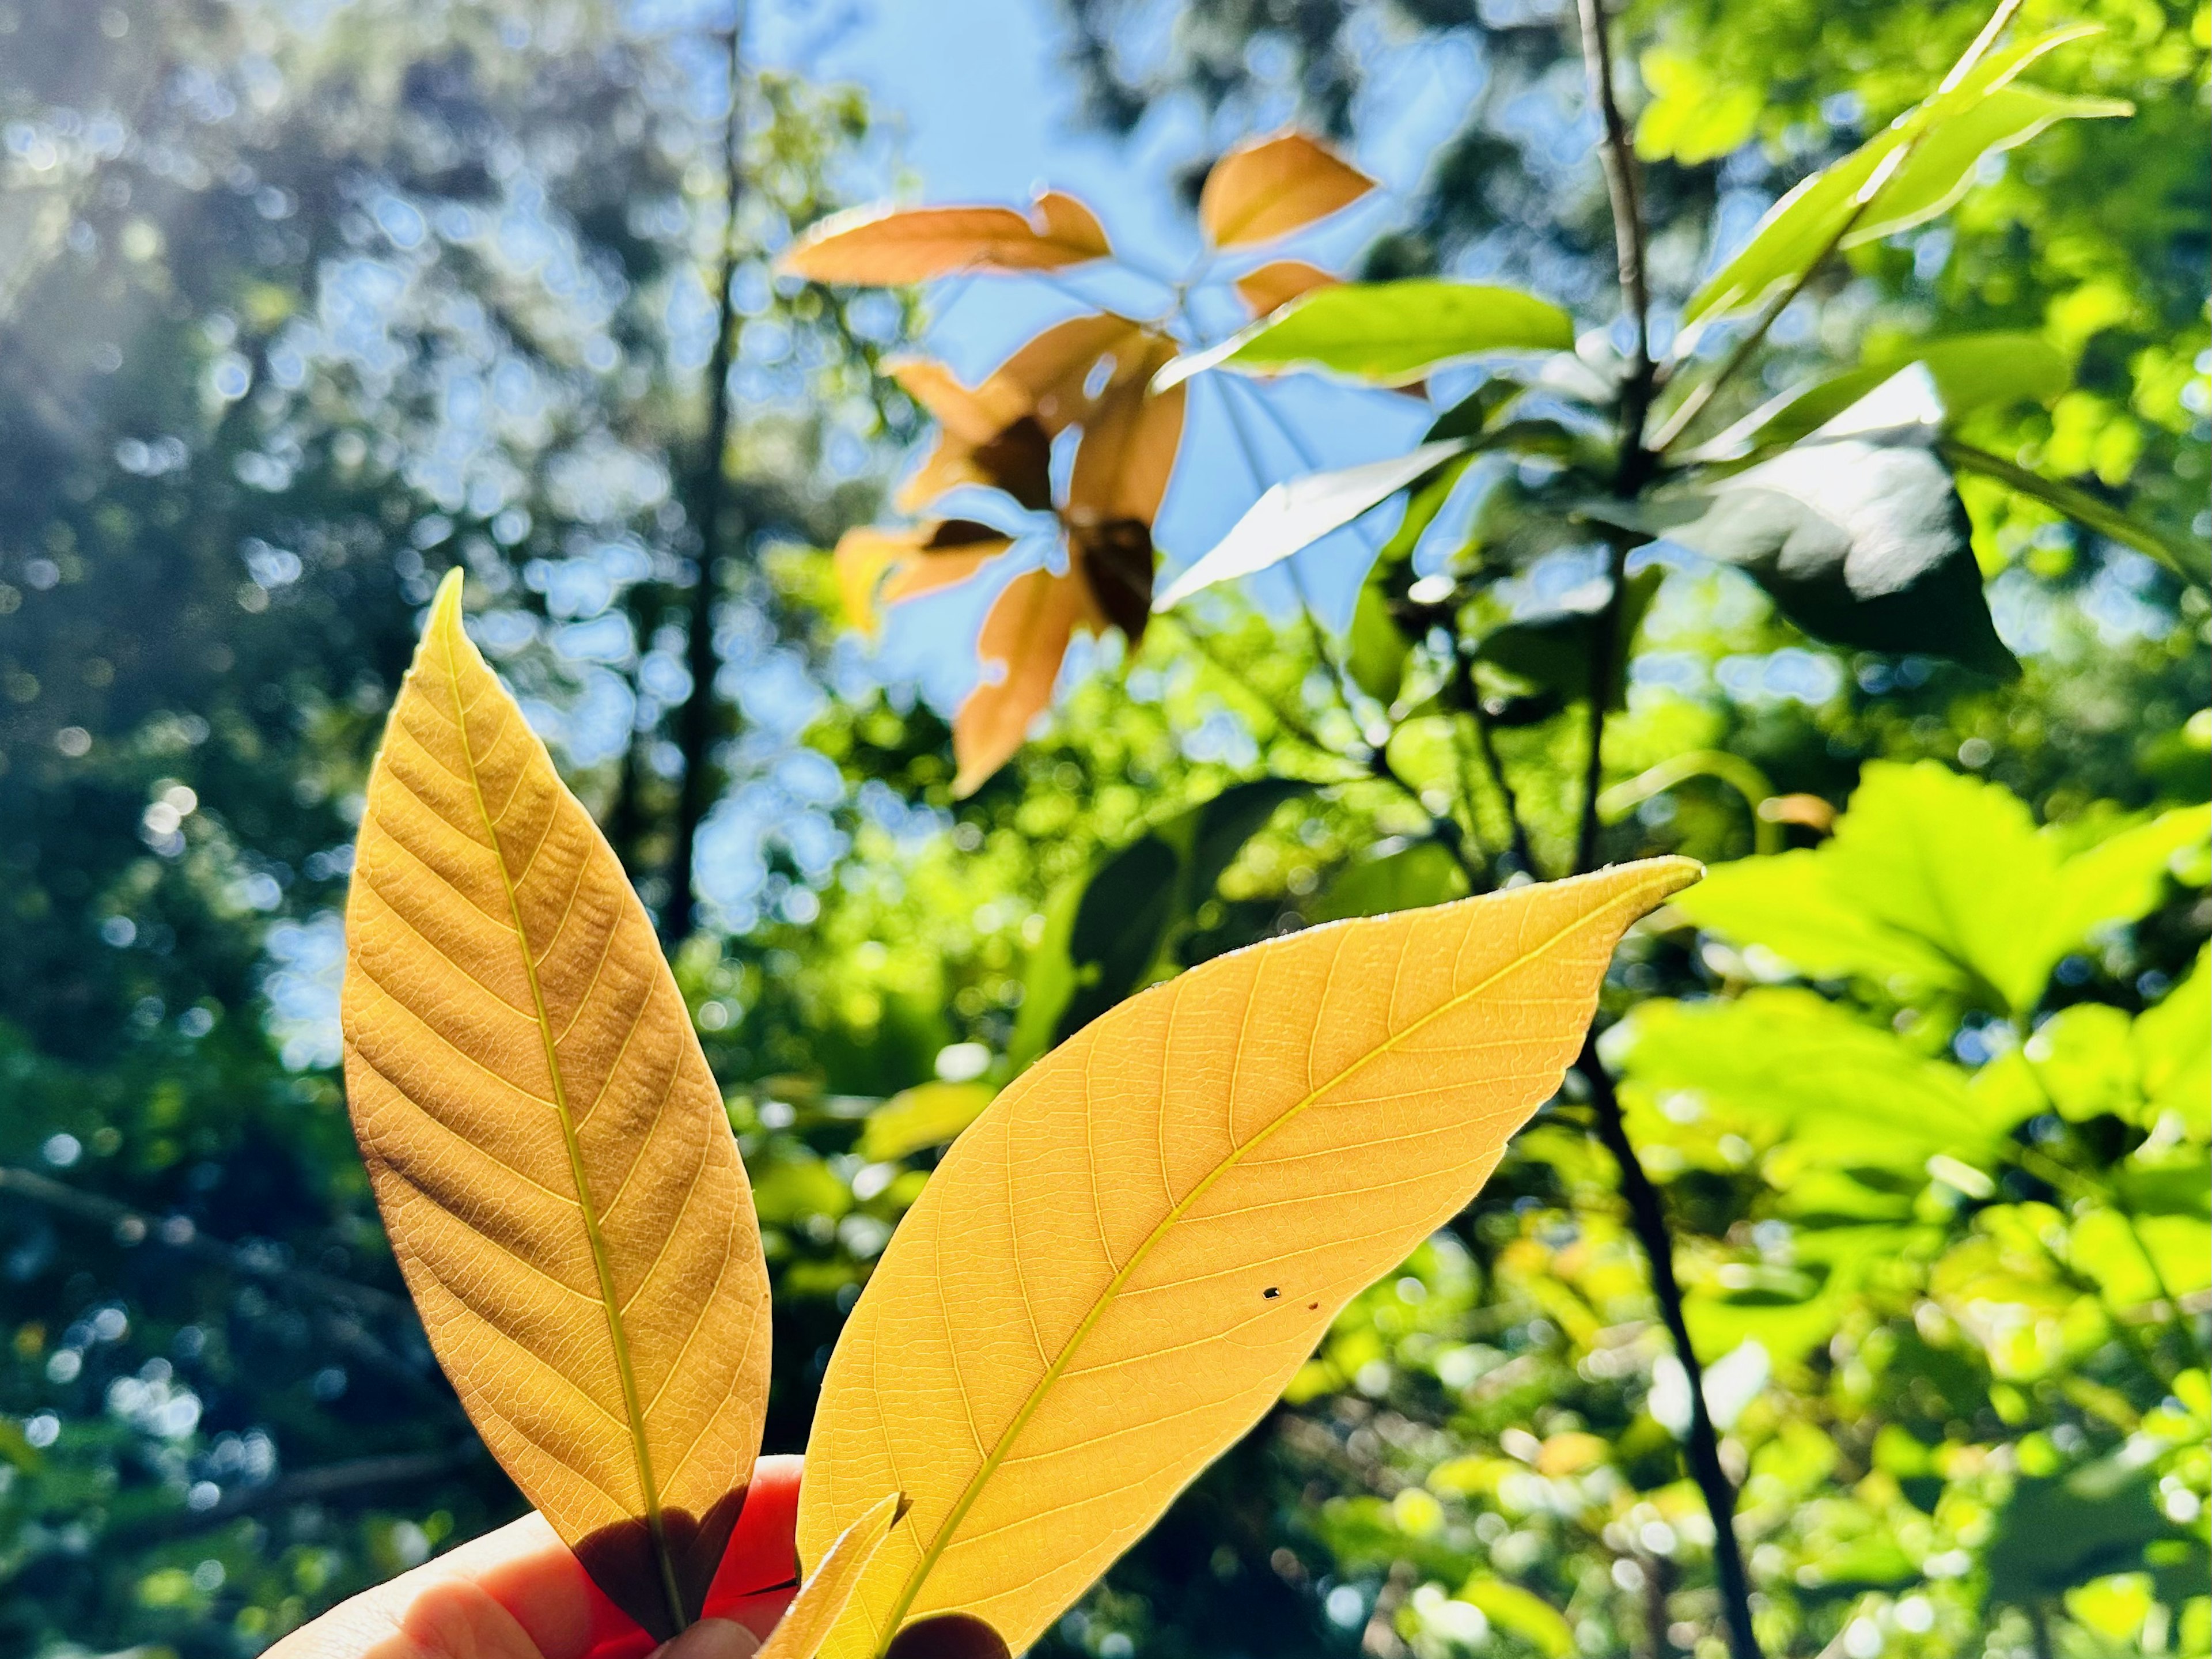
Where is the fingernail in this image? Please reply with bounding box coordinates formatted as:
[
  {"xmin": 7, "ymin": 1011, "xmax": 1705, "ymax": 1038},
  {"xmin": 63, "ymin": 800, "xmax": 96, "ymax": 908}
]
[{"xmin": 658, "ymin": 1619, "xmax": 762, "ymax": 1659}]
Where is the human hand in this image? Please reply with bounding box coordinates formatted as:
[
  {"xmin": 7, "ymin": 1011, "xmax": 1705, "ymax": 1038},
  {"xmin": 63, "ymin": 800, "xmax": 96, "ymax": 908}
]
[{"xmin": 268, "ymin": 1456, "xmax": 804, "ymax": 1659}]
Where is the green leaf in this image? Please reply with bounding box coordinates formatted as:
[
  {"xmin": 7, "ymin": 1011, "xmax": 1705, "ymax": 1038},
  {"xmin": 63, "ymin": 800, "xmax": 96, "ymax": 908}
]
[
  {"xmin": 1941, "ymin": 439, "xmax": 2212, "ymax": 587},
  {"xmin": 1456, "ymin": 1576, "xmax": 1575, "ymax": 1658},
  {"xmin": 1345, "ymin": 580, "xmax": 1412, "ymax": 705},
  {"xmin": 1634, "ymin": 47, "xmax": 1762, "ymax": 166},
  {"xmin": 1620, "ymin": 988, "xmax": 2009, "ymax": 1174},
  {"xmin": 1475, "ymin": 566, "xmax": 1662, "ymax": 712},
  {"xmin": 1650, "ymin": 372, "xmax": 2017, "ymax": 677},
  {"xmin": 1986, "ymin": 1455, "xmax": 2188, "ymax": 1605},
  {"xmin": 1156, "ymin": 279, "xmax": 1575, "ymax": 389},
  {"xmin": 1152, "ymin": 441, "xmax": 1468, "ymax": 610},
  {"xmin": 1685, "ymin": 28, "xmax": 2130, "ymax": 325},
  {"xmin": 2136, "ymin": 946, "xmax": 2210, "ymax": 1134},
  {"xmin": 1312, "ymin": 839, "xmax": 1468, "ymax": 923},
  {"xmin": 1672, "ymin": 761, "xmax": 2211, "ymax": 1014},
  {"xmin": 859, "ymin": 1081, "xmax": 998, "ymax": 1162},
  {"xmin": 1694, "ymin": 332, "xmax": 2072, "ymax": 461},
  {"xmin": 1009, "ymin": 779, "xmax": 1306, "ymax": 1067}
]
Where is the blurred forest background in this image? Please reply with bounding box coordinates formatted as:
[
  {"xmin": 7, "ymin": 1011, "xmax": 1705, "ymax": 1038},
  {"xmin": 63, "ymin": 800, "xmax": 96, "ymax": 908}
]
[{"xmin": 0, "ymin": 2, "xmax": 2205, "ymax": 1658}]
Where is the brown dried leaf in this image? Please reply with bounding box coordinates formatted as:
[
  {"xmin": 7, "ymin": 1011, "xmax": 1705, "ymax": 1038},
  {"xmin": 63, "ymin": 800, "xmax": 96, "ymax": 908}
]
[
  {"xmin": 1068, "ymin": 333, "xmax": 1185, "ymax": 528},
  {"xmin": 893, "ymin": 317, "xmax": 1143, "ymax": 513},
  {"xmin": 952, "ymin": 567, "xmax": 1101, "ymax": 797},
  {"xmin": 781, "ymin": 191, "xmax": 1111, "ymax": 285},
  {"xmin": 1233, "ymin": 259, "xmax": 1340, "ymax": 316},
  {"xmin": 1199, "ymin": 131, "xmax": 1376, "ymax": 249},
  {"xmin": 835, "ymin": 521, "xmax": 1012, "ymax": 636}
]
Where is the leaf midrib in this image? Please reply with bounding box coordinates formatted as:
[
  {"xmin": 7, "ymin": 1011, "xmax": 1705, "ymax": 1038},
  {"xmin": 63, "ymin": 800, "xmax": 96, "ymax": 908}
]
[
  {"xmin": 874, "ymin": 872, "xmax": 1674, "ymax": 1647},
  {"xmin": 441, "ymin": 611, "xmax": 687, "ymax": 1635}
]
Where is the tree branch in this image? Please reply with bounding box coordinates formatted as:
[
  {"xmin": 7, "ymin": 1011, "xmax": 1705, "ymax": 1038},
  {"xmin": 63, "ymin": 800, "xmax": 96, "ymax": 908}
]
[{"xmin": 665, "ymin": 6, "xmax": 750, "ymax": 943}]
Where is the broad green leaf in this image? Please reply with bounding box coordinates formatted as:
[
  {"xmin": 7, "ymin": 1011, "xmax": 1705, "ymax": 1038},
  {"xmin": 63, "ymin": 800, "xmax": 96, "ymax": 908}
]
[
  {"xmin": 1009, "ymin": 779, "xmax": 1308, "ymax": 1069},
  {"xmin": 1345, "ymin": 580, "xmax": 1412, "ymax": 705},
  {"xmin": 763, "ymin": 1492, "xmax": 906, "ymax": 1659},
  {"xmin": 2021, "ymin": 1004, "xmax": 2138, "ymax": 1123},
  {"xmin": 1685, "ymin": 29, "xmax": 2130, "ymax": 324},
  {"xmin": 1673, "ymin": 761, "xmax": 2211, "ymax": 1014},
  {"xmin": 1152, "ymin": 441, "xmax": 1468, "ymax": 611},
  {"xmin": 1620, "ymin": 988, "xmax": 2008, "ymax": 1173},
  {"xmin": 859, "ymin": 1082, "xmax": 999, "ymax": 1163},
  {"xmin": 342, "ymin": 572, "xmax": 772, "ymax": 1639},
  {"xmin": 1693, "ymin": 332, "xmax": 2073, "ymax": 462},
  {"xmin": 2136, "ymin": 946, "xmax": 2210, "ymax": 1133},
  {"xmin": 1651, "ymin": 371, "xmax": 2016, "ymax": 676},
  {"xmin": 1312, "ymin": 840, "xmax": 1468, "ymax": 923},
  {"xmin": 1157, "ymin": 281, "xmax": 1574, "ymax": 391},
  {"xmin": 797, "ymin": 859, "xmax": 1700, "ymax": 1659}
]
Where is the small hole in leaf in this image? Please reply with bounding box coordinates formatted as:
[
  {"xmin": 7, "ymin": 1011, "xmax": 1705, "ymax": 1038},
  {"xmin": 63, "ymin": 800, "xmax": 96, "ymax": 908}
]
[{"xmin": 1263, "ymin": 1286, "xmax": 1279, "ymax": 1300}]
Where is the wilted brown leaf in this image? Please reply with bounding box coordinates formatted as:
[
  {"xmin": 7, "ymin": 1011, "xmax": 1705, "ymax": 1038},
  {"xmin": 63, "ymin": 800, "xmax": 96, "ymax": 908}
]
[
  {"xmin": 781, "ymin": 190, "xmax": 1111, "ymax": 285},
  {"xmin": 1198, "ymin": 131, "xmax": 1376, "ymax": 249}
]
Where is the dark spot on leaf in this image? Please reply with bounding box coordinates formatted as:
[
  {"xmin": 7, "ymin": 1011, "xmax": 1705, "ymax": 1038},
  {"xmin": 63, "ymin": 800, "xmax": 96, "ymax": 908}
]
[
  {"xmin": 1308, "ymin": 1302, "xmax": 1319, "ymax": 1310},
  {"xmin": 1263, "ymin": 1286, "xmax": 1280, "ymax": 1299}
]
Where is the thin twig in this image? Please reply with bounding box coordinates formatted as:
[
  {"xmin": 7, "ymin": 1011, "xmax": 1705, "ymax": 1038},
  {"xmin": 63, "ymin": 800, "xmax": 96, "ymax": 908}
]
[
  {"xmin": 111, "ymin": 1446, "xmax": 482, "ymax": 1543},
  {"xmin": 1580, "ymin": 1046, "xmax": 1763, "ymax": 1659}
]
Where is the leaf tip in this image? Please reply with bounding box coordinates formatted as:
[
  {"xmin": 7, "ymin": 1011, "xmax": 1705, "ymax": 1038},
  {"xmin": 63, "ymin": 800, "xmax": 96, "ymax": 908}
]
[{"xmin": 1631, "ymin": 854, "xmax": 1706, "ymax": 906}]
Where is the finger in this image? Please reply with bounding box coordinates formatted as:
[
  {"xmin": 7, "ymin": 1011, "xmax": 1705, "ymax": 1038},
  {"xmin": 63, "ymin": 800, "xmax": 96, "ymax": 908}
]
[
  {"xmin": 267, "ymin": 1513, "xmax": 596, "ymax": 1659},
  {"xmin": 659, "ymin": 1618, "xmax": 763, "ymax": 1659}
]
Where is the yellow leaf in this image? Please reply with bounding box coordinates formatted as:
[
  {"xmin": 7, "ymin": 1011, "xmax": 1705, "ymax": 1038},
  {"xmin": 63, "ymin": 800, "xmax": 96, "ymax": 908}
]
[
  {"xmin": 342, "ymin": 570, "xmax": 771, "ymax": 1639},
  {"xmin": 782, "ymin": 191, "xmax": 1111, "ymax": 285},
  {"xmin": 860, "ymin": 1082, "xmax": 999, "ymax": 1164},
  {"xmin": 951, "ymin": 566, "xmax": 1100, "ymax": 798},
  {"xmin": 796, "ymin": 859, "xmax": 1700, "ymax": 1658},
  {"xmin": 1199, "ymin": 131, "xmax": 1376, "ymax": 249},
  {"xmin": 757, "ymin": 1491, "xmax": 907, "ymax": 1659},
  {"xmin": 1233, "ymin": 259, "xmax": 1339, "ymax": 316}
]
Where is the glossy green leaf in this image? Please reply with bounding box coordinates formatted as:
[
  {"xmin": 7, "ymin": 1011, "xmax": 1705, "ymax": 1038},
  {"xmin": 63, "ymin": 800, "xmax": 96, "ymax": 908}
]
[
  {"xmin": 1648, "ymin": 372, "xmax": 2016, "ymax": 677},
  {"xmin": 1692, "ymin": 331, "xmax": 2072, "ymax": 461},
  {"xmin": 1152, "ymin": 441, "xmax": 1468, "ymax": 611},
  {"xmin": 1157, "ymin": 280, "xmax": 1574, "ymax": 390},
  {"xmin": 1685, "ymin": 29, "xmax": 2130, "ymax": 325}
]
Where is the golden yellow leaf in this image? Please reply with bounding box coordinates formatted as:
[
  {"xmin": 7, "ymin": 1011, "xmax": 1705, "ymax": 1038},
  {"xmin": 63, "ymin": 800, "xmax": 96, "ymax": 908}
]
[
  {"xmin": 795, "ymin": 859, "xmax": 1699, "ymax": 1659},
  {"xmin": 1198, "ymin": 131, "xmax": 1377, "ymax": 249},
  {"xmin": 1233, "ymin": 259, "xmax": 1339, "ymax": 316},
  {"xmin": 756, "ymin": 1491, "xmax": 907, "ymax": 1659},
  {"xmin": 342, "ymin": 570, "xmax": 771, "ymax": 1639},
  {"xmin": 781, "ymin": 191, "xmax": 1111, "ymax": 285},
  {"xmin": 951, "ymin": 566, "xmax": 1101, "ymax": 798}
]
